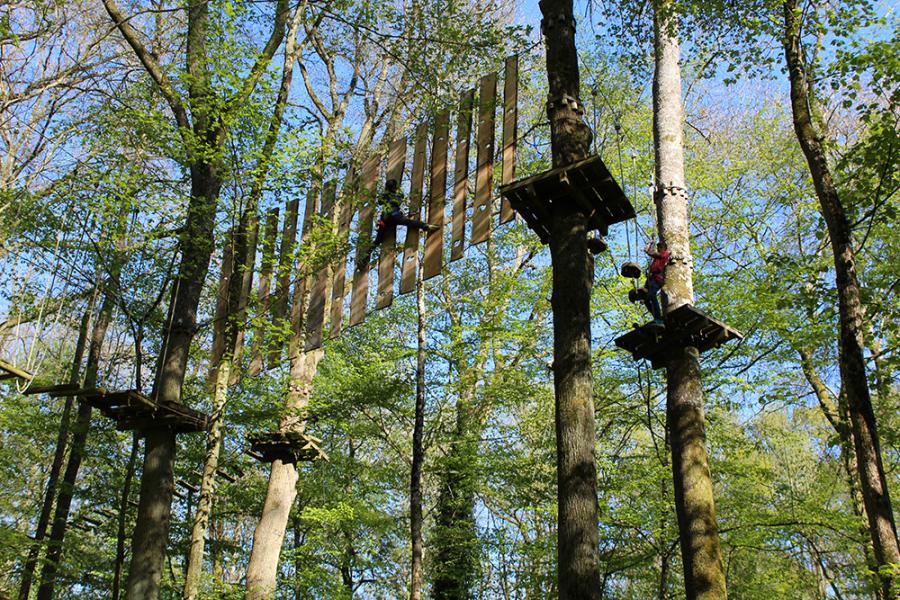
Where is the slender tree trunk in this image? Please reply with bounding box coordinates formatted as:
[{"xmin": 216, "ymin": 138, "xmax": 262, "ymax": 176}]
[
  {"xmin": 409, "ymin": 255, "xmax": 426, "ymax": 599},
  {"xmin": 782, "ymin": 4, "xmax": 900, "ymax": 596},
  {"xmin": 432, "ymin": 385, "xmax": 480, "ymax": 600},
  {"xmin": 651, "ymin": 3, "xmax": 727, "ymax": 599},
  {"xmin": 183, "ymin": 359, "xmax": 231, "ymax": 599},
  {"xmin": 18, "ymin": 294, "xmax": 95, "ymax": 600},
  {"xmin": 246, "ymin": 348, "xmax": 323, "ymax": 599},
  {"xmin": 37, "ymin": 249, "xmax": 123, "ymax": 600},
  {"xmin": 112, "ymin": 432, "xmax": 141, "ymax": 600},
  {"xmin": 539, "ymin": 1, "xmax": 601, "ymax": 597}
]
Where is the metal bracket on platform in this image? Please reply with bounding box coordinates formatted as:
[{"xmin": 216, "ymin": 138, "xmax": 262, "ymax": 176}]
[{"xmin": 546, "ymin": 93, "xmax": 585, "ymax": 117}]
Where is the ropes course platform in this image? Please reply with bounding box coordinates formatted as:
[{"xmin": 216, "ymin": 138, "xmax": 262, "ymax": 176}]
[
  {"xmin": 0, "ymin": 359, "xmax": 33, "ymax": 383},
  {"xmin": 79, "ymin": 388, "xmax": 209, "ymax": 433},
  {"xmin": 246, "ymin": 431, "xmax": 327, "ymax": 464},
  {"xmin": 614, "ymin": 304, "xmax": 742, "ymax": 370},
  {"xmin": 498, "ymin": 154, "xmax": 635, "ymax": 244}
]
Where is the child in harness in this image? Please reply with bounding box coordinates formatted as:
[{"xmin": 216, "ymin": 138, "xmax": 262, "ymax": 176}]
[
  {"xmin": 359, "ymin": 178, "xmax": 437, "ymax": 269},
  {"xmin": 644, "ymin": 240, "xmax": 670, "ymax": 325}
]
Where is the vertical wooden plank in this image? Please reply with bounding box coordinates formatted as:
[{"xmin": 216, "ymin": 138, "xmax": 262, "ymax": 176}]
[
  {"xmin": 271, "ymin": 199, "xmax": 299, "ymax": 324},
  {"xmin": 350, "ymin": 156, "xmax": 379, "ymax": 326},
  {"xmin": 451, "ymin": 89, "xmax": 474, "ymax": 262},
  {"xmin": 268, "ymin": 197, "xmax": 299, "ymax": 366},
  {"xmin": 400, "ymin": 125, "xmax": 428, "ymax": 295},
  {"xmin": 305, "ymin": 181, "xmax": 336, "ymax": 350},
  {"xmin": 209, "ymin": 228, "xmax": 234, "ymax": 385},
  {"xmin": 231, "ymin": 212, "xmax": 259, "ymax": 382},
  {"xmin": 249, "ymin": 207, "xmax": 279, "ymax": 376},
  {"xmin": 330, "ymin": 173, "xmax": 357, "ymax": 337},
  {"xmin": 423, "ymin": 111, "xmax": 449, "ymax": 280},
  {"xmin": 500, "ymin": 56, "xmax": 518, "ymax": 223},
  {"xmin": 376, "ymin": 137, "xmax": 407, "ymax": 309},
  {"xmin": 472, "ymin": 73, "xmax": 497, "ymax": 245}
]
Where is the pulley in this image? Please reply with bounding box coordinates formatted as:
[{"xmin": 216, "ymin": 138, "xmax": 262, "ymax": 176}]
[{"xmin": 620, "ymin": 262, "xmax": 642, "ymax": 279}]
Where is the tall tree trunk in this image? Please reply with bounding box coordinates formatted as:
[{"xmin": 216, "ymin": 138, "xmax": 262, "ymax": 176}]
[
  {"xmin": 125, "ymin": 158, "xmax": 221, "ymax": 599},
  {"xmin": 539, "ymin": 1, "xmax": 601, "ymax": 598},
  {"xmin": 652, "ymin": 2, "xmax": 727, "ymax": 599},
  {"xmin": 112, "ymin": 432, "xmax": 141, "ymax": 600},
  {"xmin": 409, "ymin": 253, "xmax": 426, "ymax": 599},
  {"xmin": 432, "ymin": 395, "xmax": 480, "ymax": 600},
  {"xmin": 37, "ymin": 242, "xmax": 124, "ymax": 600},
  {"xmin": 246, "ymin": 348, "xmax": 323, "ymax": 599},
  {"xmin": 782, "ymin": 4, "xmax": 900, "ymax": 596},
  {"xmin": 18, "ymin": 293, "xmax": 95, "ymax": 600}
]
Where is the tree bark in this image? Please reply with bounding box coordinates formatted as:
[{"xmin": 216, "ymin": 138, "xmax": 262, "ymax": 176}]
[
  {"xmin": 652, "ymin": 3, "xmax": 727, "ymax": 599},
  {"xmin": 182, "ymin": 360, "xmax": 230, "ymax": 599},
  {"xmin": 782, "ymin": 4, "xmax": 900, "ymax": 596},
  {"xmin": 113, "ymin": 433, "xmax": 141, "ymax": 600},
  {"xmin": 409, "ymin": 250, "xmax": 426, "ymax": 599},
  {"xmin": 18, "ymin": 292, "xmax": 95, "ymax": 600},
  {"xmin": 539, "ymin": 1, "xmax": 601, "ymax": 598}
]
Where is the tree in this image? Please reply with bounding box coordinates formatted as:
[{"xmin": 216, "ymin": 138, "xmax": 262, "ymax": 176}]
[
  {"xmin": 539, "ymin": 0, "xmax": 602, "ymax": 597},
  {"xmin": 651, "ymin": 1, "xmax": 728, "ymax": 598},
  {"xmin": 781, "ymin": 3, "xmax": 900, "ymax": 594},
  {"xmin": 101, "ymin": 0, "xmax": 290, "ymax": 595}
]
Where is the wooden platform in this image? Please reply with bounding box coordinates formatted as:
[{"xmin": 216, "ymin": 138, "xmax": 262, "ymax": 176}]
[
  {"xmin": 614, "ymin": 304, "xmax": 742, "ymax": 370},
  {"xmin": 246, "ymin": 431, "xmax": 327, "ymax": 464},
  {"xmin": 79, "ymin": 388, "xmax": 209, "ymax": 433},
  {"xmin": 0, "ymin": 358, "xmax": 33, "ymax": 383},
  {"xmin": 498, "ymin": 155, "xmax": 635, "ymax": 243}
]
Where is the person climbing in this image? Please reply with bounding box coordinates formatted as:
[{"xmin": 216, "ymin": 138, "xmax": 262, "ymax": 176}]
[
  {"xmin": 643, "ymin": 240, "xmax": 670, "ymax": 325},
  {"xmin": 359, "ymin": 178, "xmax": 437, "ymax": 268}
]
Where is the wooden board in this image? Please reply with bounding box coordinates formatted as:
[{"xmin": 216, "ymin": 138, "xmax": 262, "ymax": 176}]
[
  {"xmin": 376, "ymin": 137, "xmax": 407, "ymax": 309},
  {"xmin": 451, "ymin": 89, "xmax": 474, "ymax": 262},
  {"xmin": 330, "ymin": 173, "xmax": 357, "ymax": 337},
  {"xmin": 472, "ymin": 73, "xmax": 497, "ymax": 245},
  {"xmin": 305, "ymin": 182, "xmax": 336, "ymax": 351},
  {"xmin": 271, "ymin": 198, "xmax": 299, "ymax": 328},
  {"xmin": 350, "ymin": 157, "xmax": 379, "ymax": 326},
  {"xmin": 209, "ymin": 228, "xmax": 235, "ymax": 381},
  {"xmin": 288, "ymin": 186, "xmax": 320, "ymax": 346},
  {"xmin": 424, "ymin": 111, "xmax": 449, "ymax": 280},
  {"xmin": 269, "ymin": 198, "xmax": 299, "ymax": 367},
  {"xmin": 400, "ymin": 125, "xmax": 428, "ymax": 295},
  {"xmin": 0, "ymin": 357, "xmax": 33, "ymax": 382},
  {"xmin": 231, "ymin": 211, "xmax": 259, "ymax": 378},
  {"xmin": 500, "ymin": 56, "xmax": 518, "ymax": 224},
  {"xmin": 249, "ymin": 207, "xmax": 279, "ymax": 376}
]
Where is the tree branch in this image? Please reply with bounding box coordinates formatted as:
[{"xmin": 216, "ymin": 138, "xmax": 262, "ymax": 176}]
[{"xmin": 101, "ymin": 0, "xmax": 190, "ymax": 132}]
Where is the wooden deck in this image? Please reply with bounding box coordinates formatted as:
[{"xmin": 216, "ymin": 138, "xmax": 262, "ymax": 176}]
[
  {"xmin": 247, "ymin": 431, "xmax": 328, "ymax": 464},
  {"xmin": 614, "ymin": 304, "xmax": 743, "ymax": 370},
  {"xmin": 79, "ymin": 388, "xmax": 208, "ymax": 433},
  {"xmin": 498, "ymin": 155, "xmax": 635, "ymax": 244}
]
